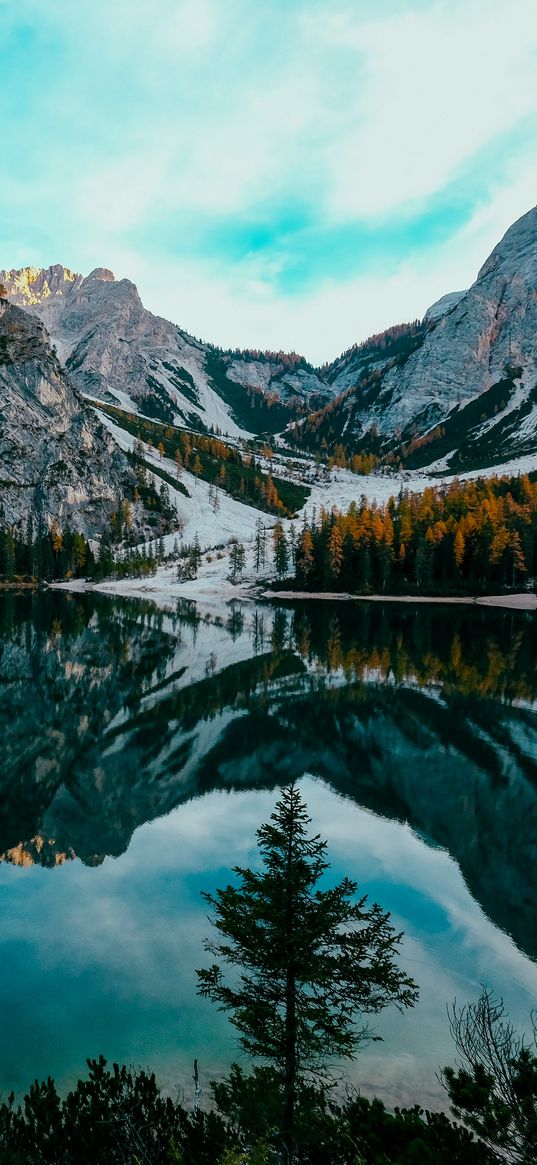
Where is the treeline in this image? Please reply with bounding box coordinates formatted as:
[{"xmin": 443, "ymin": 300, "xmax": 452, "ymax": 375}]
[
  {"xmin": 0, "ymin": 520, "xmax": 171, "ymax": 586},
  {"xmin": 320, "ymin": 319, "xmax": 428, "ymax": 375},
  {"xmin": 217, "ymin": 344, "xmax": 314, "ymax": 373},
  {"xmin": 0, "ymin": 446, "xmax": 182, "ymax": 586},
  {"xmin": 289, "ymin": 474, "xmax": 537, "ymax": 595},
  {"xmin": 100, "ymin": 402, "xmax": 308, "ymax": 516}
]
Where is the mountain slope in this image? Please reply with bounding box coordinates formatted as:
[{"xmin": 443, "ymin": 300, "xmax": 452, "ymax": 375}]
[
  {"xmin": 0, "ymin": 297, "xmax": 152, "ymax": 534},
  {"xmin": 0, "ymin": 265, "xmax": 331, "ymax": 437},
  {"xmin": 292, "ymin": 206, "xmax": 537, "ymax": 470},
  {"xmin": 4, "ymin": 204, "xmax": 537, "ymax": 471}
]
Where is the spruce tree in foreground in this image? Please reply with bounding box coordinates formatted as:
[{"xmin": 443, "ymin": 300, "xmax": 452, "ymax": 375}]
[{"xmin": 197, "ymin": 783, "xmax": 419, "ymax": 1160}]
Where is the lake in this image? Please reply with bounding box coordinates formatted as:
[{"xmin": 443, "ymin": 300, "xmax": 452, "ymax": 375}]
[{"xmin": 1, "ymin": 590, "xmax": 536, "ymax": 1111}]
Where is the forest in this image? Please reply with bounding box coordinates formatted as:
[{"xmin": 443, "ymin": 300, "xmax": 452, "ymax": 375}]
[
  {"xmin": 290, "ymin": 473, "xmax": 537, "ymax": 595},
  {"xmin": 100, "ymin": 402, "xmax": 309, "ymax": 517}
]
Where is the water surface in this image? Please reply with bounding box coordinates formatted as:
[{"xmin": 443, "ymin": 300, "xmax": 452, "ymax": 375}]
[{"xmin": 1, "ymin": 592, "xmax": 536, "ymax": 1109}]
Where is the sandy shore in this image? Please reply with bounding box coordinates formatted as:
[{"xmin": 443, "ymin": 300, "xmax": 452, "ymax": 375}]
[{"xmin": 262, "ymin": 589, "xmax": 537, "ymax": 610}]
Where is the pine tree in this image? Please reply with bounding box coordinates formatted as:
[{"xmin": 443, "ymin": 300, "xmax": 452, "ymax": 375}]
[
  {"xmin": 254, "ymin": 517, "xmax": 267, "ymax": 572},
  {"xmin": 296, "ymin": 528, "xmax": 314, "ymax": 584},
  {"xmin": 273, "ymin": 521, "xmax": 289, "ymax": 580},
  {"xmin": 197, "ymin": 784, "xmax": 418, "ymax": 1161},
  {"xmin": 229, "ymin": 540, "xmax": 246, "ymax": 581}
]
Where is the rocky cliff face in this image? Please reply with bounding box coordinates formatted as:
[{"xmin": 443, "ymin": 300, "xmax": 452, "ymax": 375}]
[
  {"xmin": 294, "ymin": 206, "xmax": 537, "ymax": 469},
  {"xmin": 4, "ymin": 204, "xmax": 537, "ymax": 466},
  {"xmin": 0, "ymin": 265, "xmax": 331, "ymax": 437},
  {"xmin": 380, "ymin": 205, "xmax": 537, "ymax": 458},
  {"xmin": 0, "ymin": 298, "xmax": 140, "ymax": 533}
]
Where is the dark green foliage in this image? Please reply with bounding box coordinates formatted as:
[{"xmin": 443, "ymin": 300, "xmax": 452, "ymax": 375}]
[
  {"xmin": 0, "ymin": 522, "xmax": 96, "ymax": 585},
  {"xmin": 211, "ymin": 1065, "xmax": 494, "ymax": 1164},
  {"xmin": 0, "ymin": 516, "xmax": 165, "ymax": 587},
  {"xmin": 229, "ymin": 540, "xmax": 246, "ymax": 581},
  {"xmin": 441, "ymin": 989, "xmax": 537, "ymax": 1164},
  {"xmin": 204, "ymin": 348, "xmax": 310, "ymax": 435},
  {"xmin": 177, "ymin": 535, "xmax": 202, "ymax": 581},
  {"xmin": 0, "ymin": 1055, "xmax": 232, "ymax": 1165},
  {"xmin": 399, "ymin": 370, "xmax": 523, "ymax": 471},
  {"xmin": 0, "ymin": 1057, "xmax": 494, "ymax": 1165},
  {"xmin": 289, "ymin": 473, "xmax": 537, "ymax": 597},
  {"xmin": 126, "ymin": 444, "xmax": 189, "ymax": 499}
]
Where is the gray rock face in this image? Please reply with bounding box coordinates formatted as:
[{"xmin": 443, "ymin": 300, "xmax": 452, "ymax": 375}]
[
  {"xmin": 3, "ymin": 204, "xmax": 537, "ymax": 468},
  {"xmin": 0, "ymin": 299, "xmax": 137, "ymax": 533},
  {"xmin": 0, "ymin": 266, "xmax": 332, "ymax": 436},
  {"xmin": 423, "ymin": 289, "xmax": 467, "ymax": 322},
  {"xmin": 297, "ymin": 206, "xmax": 537, "ymax": 468},
  {"xmin": 377, "ymin": 205, "xmax": 537, "ymax": 438}
]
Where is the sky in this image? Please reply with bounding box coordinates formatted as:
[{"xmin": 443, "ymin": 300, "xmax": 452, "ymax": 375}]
[{"xmin": 1, "ymin": 0, "xmax": 536, "ymax": 364}]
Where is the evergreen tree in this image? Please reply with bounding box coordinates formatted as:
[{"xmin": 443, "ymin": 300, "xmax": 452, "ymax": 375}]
[
  {"xmin": 229, "ymin": 540, "xmax": 246, "ymax": 581},
  {"xmin": 197, "ymin": 784, "xmax": 418, "ymax": 1161},
  {"xmin": 254, "ymin": 517, "xmax": 267, "ymax": 572},
  {"xmin": 273, "ymin": 520, "xmax": 289, "ymax": 580},
  {"xmin": 441, "ymin": 988, "xmax": 537, "ymax": 1164}
]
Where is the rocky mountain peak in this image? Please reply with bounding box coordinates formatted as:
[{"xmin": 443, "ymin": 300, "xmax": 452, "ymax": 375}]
[
  {"xmin": 86, "ymin": 267, "xmax": 115, "ymax": 282},
  {"xmin": 476, "ymin": 203, "xmax": 537, "ymax": 281},
  {"xmin": 0, "ymin": 264, "xmax": 83, "ymax": 307},
  {"xmin": 424, "ymin": 289, "xmax": 467, "ymax": 322}
]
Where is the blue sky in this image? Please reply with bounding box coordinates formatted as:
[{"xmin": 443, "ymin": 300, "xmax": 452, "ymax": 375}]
[{"xmin": 1, "ymin": 0, "xmax": 536, "ymax": 361}]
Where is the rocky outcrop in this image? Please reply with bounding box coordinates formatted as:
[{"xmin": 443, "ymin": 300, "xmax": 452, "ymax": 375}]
[
  {"xmin": 378, "ymin": 206, "xmax": 537, "ymax": 446},
  {"xmin": 0, "ymin": 298, "xmax": 140, "ymax": 533},
  {"xmin": 423, "ymin": 289, "xmax": 467, "ymax": 322},
  {"xmin": 0, "ymin": 266, "xmax": 332, "ymax": 436},
  {"xmin": 294, "ymin": 206, "xmax": 537, "ymax": 469},
  {"xmin": 4, "ymin": 204, "xmax": 537, "ymax": 466}
]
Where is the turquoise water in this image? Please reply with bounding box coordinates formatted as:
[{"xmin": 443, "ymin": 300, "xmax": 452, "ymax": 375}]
[{"xmin": 1, "ymin": 593, "xmax": 536, "ymax": 1109}]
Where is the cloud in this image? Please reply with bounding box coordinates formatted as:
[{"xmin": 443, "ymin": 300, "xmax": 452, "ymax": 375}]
[
  {"xmin": 0, "ymin": 0, "xmax": 536, "ymax": 359},
  {"xmin": 301, "ymin": 0, "xmax": 537, "ymax": 220}
]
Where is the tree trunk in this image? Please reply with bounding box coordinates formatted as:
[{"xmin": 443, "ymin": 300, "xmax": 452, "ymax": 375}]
[
  {"xmin": 283, "ymin": 966, "xmax": 296, "ymax": 1163},
  {"xmin": 282, "ymin": 791, "xmax": 297, "ymax": 1164}
]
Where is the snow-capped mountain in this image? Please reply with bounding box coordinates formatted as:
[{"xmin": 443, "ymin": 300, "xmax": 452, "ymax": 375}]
[
  {"xmin": 3, "ymin": 203, "xmax": 537, "ymax": 475},
  {"xmin": 0, "ymin": 265, "xmax": 332, "ymax": 437},
  {"xmin": 294, "ymin": 205, "xmax": 537, "ymax": 471}
]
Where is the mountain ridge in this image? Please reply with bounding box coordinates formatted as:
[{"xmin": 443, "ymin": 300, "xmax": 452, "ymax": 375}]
[{"xmin": 2, "ymin": 203, "xmax": 537, "ymax": 476}]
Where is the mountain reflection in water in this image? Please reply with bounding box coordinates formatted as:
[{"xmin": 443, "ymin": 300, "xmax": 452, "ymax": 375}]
[{"xmin": 0, "ymin": 590, "xmax": 536, "ymax": 1101}]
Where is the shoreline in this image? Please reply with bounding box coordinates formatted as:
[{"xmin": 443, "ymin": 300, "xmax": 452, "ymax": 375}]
[
  {"xmin": 47, "ymin": 576, "xmax": 537, "ymax": 612},
  {"xmin": 262, "ymin": 589, "xmax": 537, "ymax": 610}
]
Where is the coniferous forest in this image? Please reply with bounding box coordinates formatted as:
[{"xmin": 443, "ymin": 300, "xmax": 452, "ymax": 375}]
[{"xmin": 292, "ymin": 473, "xmax": 537, "ymax": 595}]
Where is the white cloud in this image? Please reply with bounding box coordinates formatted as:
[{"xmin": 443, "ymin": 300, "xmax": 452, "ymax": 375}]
[
  {"xmin": 109, "ymin": 162, "xmax": 535, "ymax": 364},
  {"xmin": 2, "ymin": 0, "xmax": 537, "ymax": 360},
  {"xmin": 302, "ymin": 0, "xmax": 537, "ymax": 220}
]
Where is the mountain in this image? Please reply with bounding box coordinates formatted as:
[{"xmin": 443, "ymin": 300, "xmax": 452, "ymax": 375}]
[
  {"xmin": 0, "ymin": 265, "xmax": 331, "ymax": 437},
  {"xmin": 3, "ymin": 204, "xmax": 537, "ymax": 471},
  {"xmin": 292, "ymin": 206, "xmax": 537, "ymax": 471},
  {"xmin": 0, "ymin": 297, "xmax": 167, "ymax": 535},
  {"xmin": 0, "ymin": 297, "xmax": 129, "ymax": 532}
]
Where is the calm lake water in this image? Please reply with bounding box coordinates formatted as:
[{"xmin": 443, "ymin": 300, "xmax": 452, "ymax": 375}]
[{"xmin": 1, "ymin": 591, "xmax": 537, "ymax": 1110}]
